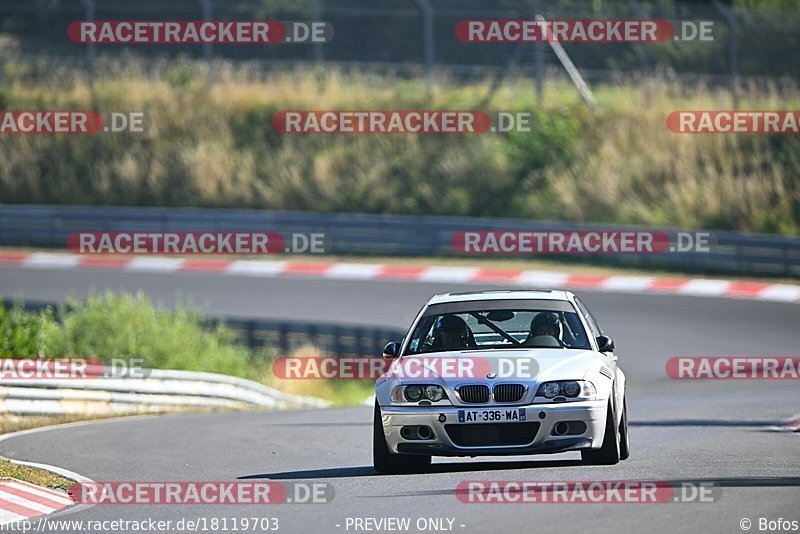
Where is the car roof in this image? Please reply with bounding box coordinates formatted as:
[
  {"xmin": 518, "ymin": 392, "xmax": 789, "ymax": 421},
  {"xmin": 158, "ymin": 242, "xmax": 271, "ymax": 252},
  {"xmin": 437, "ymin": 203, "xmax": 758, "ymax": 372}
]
[{"xmin": 427, "ymin": 289, "xmax": 573, "ymax": 305}]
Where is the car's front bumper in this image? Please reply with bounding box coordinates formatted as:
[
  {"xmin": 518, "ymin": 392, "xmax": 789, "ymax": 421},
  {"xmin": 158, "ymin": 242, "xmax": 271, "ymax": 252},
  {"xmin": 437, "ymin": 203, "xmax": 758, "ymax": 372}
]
[{"xmin": 379, "ymin": 400, "xmax": 607, "ymax": 456}]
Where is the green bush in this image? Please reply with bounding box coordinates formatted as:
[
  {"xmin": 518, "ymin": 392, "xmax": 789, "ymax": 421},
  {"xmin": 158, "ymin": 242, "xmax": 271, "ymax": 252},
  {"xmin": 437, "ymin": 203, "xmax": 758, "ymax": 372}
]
[
  {"xmin": 0, "ymin": 303, "xmax": 57, "ymax": 357},
  {"xmin": 0, "ymin": 293, "xmax": 252, "ymax": 378}
]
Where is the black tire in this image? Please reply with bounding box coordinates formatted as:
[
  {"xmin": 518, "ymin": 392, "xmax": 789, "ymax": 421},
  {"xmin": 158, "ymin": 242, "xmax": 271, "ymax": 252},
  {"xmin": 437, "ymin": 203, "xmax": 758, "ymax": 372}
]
[
  {"xmin": 581, "ymin": 401, "xmax": 620, "ymax": 465},
  {"xmin": 618, "ymin": 397, "xmax": 630, "ymax": 461},
  {"xmin": 372, "ymin": 402, "xmax": 431, "ymax": 474}
]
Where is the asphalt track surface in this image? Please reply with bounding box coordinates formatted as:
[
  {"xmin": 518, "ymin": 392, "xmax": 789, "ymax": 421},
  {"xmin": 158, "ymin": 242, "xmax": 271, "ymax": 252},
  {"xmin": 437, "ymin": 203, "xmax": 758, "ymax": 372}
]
[{"xmin": 0, "ymin": 264, "xmax": 799, "ymax": 534}]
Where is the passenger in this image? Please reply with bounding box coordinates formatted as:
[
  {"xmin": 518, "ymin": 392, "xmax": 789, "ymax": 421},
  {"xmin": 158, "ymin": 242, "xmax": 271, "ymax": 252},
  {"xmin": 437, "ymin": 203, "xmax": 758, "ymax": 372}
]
[{"xmin": 524, "ymin": 312, "xmax": 565, "ymax": 347}]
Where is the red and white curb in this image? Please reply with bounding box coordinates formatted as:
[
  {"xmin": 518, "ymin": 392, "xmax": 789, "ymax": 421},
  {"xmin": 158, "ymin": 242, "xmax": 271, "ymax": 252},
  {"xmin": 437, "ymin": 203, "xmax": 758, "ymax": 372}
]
[
  {"xmin": 776, "ymin": 413, "xmax": 800, "ymax": 433},
  {"xmin": 0, "ymin": 479, "xmax": 73, "ymax": 525},
  {"xmin": 0, "ymin": 426, "xmax": 98, "ymax": 526},
  {"xmin": 781, "ymin": 421, "xmax": 800, "ymax": 432},
  {"xmin": 2, "ymin": 251, "xmax": 799, "ymax": 303}
]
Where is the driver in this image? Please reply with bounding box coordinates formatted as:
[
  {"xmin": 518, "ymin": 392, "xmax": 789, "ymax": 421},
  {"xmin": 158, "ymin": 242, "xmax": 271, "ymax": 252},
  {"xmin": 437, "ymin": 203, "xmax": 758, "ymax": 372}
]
[
  {"xmin": 525, "ymin": 311, "xmax": 564, "ymax": 346},
  {"xmin": 431, "ymin": 315, "xmax": 471, "ymax": 350}
]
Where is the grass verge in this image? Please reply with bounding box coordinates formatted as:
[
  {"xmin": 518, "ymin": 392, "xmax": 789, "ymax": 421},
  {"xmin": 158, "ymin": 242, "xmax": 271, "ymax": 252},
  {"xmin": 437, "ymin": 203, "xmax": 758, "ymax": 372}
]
[{"xmin": 0, "ymin": 458, "xmax": 73, "ymax": 490}]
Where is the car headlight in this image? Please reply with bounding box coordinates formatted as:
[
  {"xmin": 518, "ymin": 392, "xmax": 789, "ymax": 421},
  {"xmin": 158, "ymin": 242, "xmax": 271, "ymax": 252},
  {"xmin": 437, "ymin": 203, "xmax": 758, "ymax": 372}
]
[
  {"xmin": 536, "ymin": 380, "xmax": 596, "ymax": 401},
  {"xmin": 405, "ymin": 385, "xmax": 423, "ymax": 402},
  {"xmin": 425, "ymin": 385, "xmax": 445, "ymax": 402},
  {"xmin": 391, "ymin": 385, "xmax": 448, "ymax": 403},
  {"xmin": 540, "ymin": 382, "xmax": 561, "ymax": 398},
  {"xmin": 562, "ymin": 381, "xmax": 581, "ymax": 397}
]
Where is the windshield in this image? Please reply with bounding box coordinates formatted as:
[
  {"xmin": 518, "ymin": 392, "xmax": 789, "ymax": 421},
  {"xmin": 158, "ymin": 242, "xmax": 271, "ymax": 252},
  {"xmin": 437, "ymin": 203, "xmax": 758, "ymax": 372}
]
[{"xmin": 404, "ymin": 300, "xmax": 591, "ymax": 355}]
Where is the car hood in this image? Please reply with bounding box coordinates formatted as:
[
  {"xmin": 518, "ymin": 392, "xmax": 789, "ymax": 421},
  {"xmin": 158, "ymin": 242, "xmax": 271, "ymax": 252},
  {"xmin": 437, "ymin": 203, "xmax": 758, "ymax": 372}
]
[{"xmin": 518, "ymin": 348, "xmax": 604, "ymax": 382}]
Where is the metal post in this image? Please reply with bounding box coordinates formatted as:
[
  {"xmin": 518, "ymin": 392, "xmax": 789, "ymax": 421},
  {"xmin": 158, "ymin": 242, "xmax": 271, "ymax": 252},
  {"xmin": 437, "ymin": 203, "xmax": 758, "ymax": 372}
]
[
  {"xmin": 412, "ymin": 0, "xmax": 434, "ymax": 91},
  {"xmin": 526, "ymin": 0, "xmax": 544, "ymax": 104},
  {"xmin": 633, "ymin": 1, "xmax": 651, "ymax": 105},
  {"xmin": 307, "ymin": 324, "xmax": 318, "ymax": 353},
  {"xmin": 535, "ymin": 14, "xmax": 596, "ymax": 111},
  {"xmin": 81, "ymin": 0, "xmax": 96, "ymax": 89},
  {"xmin": 278, "ymin": 323, "xmax": 289, "ymax": 356},
  {"xmin": 199, "ymin": 0, "xmax": 213, "ymax": 63},
  {"xmin": 714, "ymin": 2, "xmax": 739, "ymax": 109},
  {"xmin": 333, "ymin": 325, "xmax": 343, "ymax": 358},
  {"xmin": 246, "ymin": 320, "xmax": 257, "ymax": 351},
  {"xmin": 309, "ymin": 0, "xmax": 324, "ymax": 66}
]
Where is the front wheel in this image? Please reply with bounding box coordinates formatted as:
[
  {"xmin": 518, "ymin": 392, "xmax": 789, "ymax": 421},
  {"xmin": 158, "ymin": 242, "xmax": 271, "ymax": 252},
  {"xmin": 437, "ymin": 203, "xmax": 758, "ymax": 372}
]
[
  {"xmin": 618, "ymin": 397, "xmax": 630, "ymax": 461},
  {"xmin": 372, "ymin": 402, "xmax": 431, "ymax": 474},
  {"xmin": 581, "ymin": 400, "xmax": 620, "ymax": 465}
]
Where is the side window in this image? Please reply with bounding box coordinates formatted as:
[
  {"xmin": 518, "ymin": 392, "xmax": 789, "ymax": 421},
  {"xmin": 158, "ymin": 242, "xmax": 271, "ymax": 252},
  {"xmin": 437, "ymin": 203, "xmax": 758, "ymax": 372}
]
[
  {"xmin": 563, "ymin": 312, "xmax": 588, "ymax": 348},
  {"xmin": 574, "ymin": 298, "xmax": 602, "ymax": 337},
  {"xmin": 405, "ymin": 315, "xmax": 435, "ymax": 354}
]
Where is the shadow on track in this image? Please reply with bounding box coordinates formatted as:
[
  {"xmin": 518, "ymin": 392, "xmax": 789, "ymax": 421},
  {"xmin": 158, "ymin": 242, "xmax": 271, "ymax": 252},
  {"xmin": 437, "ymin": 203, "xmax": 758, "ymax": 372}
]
[
  {"xmin": 630, "ymin": 419, "xmax": 781, "ymax": 427},
  {"xmin": 239, "ymin": 459, "xmax": 582, "ymax": 480},
  {"xmin": 259, "ymin": 422, "xmax": 370, "ymax": 427},
  {"xmin": 387, "ymin": 476, "xmax": 800, "ymax": 498}
]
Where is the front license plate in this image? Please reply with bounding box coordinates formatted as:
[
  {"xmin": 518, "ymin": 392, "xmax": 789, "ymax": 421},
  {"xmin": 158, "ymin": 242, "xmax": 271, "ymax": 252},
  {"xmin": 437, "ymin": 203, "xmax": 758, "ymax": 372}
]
[{"xmin": 457, "ymin": 408, "xmax": 526, "ymax": 423}]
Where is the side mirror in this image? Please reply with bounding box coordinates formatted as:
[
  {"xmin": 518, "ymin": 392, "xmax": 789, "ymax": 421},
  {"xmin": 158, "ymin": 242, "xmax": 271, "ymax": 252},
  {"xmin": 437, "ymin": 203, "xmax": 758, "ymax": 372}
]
[
  {"xmin": 596, "ymin": 335, "xmax": 615, "ymax": 353},
  {"xmin": 382, "ymin": 341, "xmax": 400, "ymax": 358}
]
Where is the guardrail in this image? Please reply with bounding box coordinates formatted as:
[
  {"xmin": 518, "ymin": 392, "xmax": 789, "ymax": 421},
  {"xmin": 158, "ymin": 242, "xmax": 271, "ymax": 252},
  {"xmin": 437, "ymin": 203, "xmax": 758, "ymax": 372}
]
[
  {"xmin": 0, "ymin": 367, "xmax": 329, "ymax": 417},
  {"xmin": 0, "ymin": 204, "xmax": 798, "ymax": 277},
  {"xmin": 218, "ymin": 319, "xmax": 405, "ymax": 359}
]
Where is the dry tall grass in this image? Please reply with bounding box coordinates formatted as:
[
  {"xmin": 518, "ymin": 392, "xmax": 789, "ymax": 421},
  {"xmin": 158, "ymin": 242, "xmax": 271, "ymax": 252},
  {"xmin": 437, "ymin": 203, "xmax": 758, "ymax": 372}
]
[{"xmin": 1, "ymin": 60, "xmax": 797, "ymax": 234}]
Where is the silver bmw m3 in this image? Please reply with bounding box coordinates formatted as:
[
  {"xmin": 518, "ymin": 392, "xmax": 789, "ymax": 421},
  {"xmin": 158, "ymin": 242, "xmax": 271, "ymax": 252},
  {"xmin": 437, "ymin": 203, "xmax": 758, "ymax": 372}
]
[{"xmin": 373, "ymin": 289, "xmax": 629, "ymax": 473}]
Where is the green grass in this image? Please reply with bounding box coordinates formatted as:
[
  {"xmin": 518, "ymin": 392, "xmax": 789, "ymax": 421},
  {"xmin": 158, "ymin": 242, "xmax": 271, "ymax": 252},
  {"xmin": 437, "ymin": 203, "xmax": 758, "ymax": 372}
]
[
  {"xmin": 0, "ymin": 459, "xmax": 73, "ymax": 490},
  {"xmin": 0, "ymin": 62, "xmax": 798, "ymax": 235}
]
